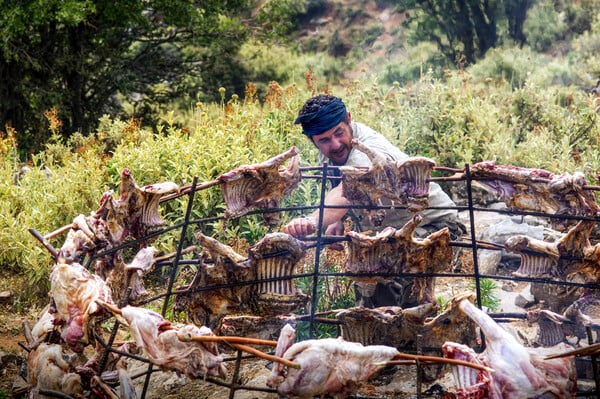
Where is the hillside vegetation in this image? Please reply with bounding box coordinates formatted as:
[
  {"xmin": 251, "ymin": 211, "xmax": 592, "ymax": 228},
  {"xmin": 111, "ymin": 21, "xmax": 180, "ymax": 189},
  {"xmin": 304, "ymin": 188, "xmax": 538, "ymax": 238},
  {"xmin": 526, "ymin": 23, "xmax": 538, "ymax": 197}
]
[{"xmin": 1, "ymin": 0, "xmax": 600, "ymax": 309}]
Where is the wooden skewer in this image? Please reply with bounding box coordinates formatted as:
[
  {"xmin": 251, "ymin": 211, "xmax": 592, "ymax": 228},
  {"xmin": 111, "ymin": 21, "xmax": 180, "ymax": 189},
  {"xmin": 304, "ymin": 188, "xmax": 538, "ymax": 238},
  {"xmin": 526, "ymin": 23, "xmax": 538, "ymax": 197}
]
[
  {"xmin": 154, "ymin": 245, "xmax": 197, "ymax": 262},
  {"xmin": 231, "ymin": 343, "xmax": 301, "ymax": 369},
  {"xmin": 95, "ymin": 299, "xmax": 123, "ymax": 315},
  {"xmin": 178, "ymin": 334, "xmax": 277, "ymax": 347},
  {"xmin": 160, "ymin": 178, "xmax": 222, "ymax": 202},
  {"xmin": 546, "ymin": 342, "xmax": 600, "ymax": 359},
  {"xmin": 43, "ymin": 223, "xmax": 77, "ymax": 240},
  {"xmin": 375, "ymin": 353, "xmax": 494, "ymax": 373}
]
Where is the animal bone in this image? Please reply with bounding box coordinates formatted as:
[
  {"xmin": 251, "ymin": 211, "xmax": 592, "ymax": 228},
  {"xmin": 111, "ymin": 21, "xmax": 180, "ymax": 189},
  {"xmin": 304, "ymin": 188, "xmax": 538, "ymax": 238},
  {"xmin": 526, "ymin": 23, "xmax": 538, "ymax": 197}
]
[
  {"xmin": 218, "ymin": 146, "xmax": 301, "ymax": 225},
  {"xmin": 340, "ymin": 139, "xmax": 436, "ymax": 225}
]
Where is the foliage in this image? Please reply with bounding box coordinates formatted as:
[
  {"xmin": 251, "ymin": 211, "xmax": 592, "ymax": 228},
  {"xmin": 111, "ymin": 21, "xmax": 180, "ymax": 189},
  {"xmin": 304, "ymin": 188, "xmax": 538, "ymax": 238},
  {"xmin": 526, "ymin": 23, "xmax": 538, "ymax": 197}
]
[
  {"xmin": 468, "ymin": 278, "xmax": 500, "ymax": 312},
  {"xmin": 0, "ymin": 0, "xmax": 305, "ymax": 155}
]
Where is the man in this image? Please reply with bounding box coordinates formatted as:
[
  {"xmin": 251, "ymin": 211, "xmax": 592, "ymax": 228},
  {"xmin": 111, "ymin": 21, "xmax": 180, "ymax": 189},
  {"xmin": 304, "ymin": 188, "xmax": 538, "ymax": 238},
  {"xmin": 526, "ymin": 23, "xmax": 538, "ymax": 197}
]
[{"xmin": 282, "ymin": 94, "xmax": 464, "ymax": 308}]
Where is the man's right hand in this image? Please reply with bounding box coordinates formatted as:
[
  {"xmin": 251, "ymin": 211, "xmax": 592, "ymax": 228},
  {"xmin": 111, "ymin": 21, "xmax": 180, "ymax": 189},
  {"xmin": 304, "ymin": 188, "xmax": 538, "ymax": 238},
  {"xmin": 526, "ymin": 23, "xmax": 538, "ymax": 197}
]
[{"xmin": 282, "ymin": 217, "xmax": 317, "ymax": 238}]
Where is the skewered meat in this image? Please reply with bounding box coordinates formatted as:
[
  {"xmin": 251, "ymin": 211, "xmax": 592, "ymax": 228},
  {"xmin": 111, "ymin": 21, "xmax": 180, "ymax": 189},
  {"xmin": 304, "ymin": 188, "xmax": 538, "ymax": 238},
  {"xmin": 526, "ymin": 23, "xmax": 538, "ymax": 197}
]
[
  {"xmin": 266, "ymin": 324, "xmax": 400, "ymax": 399},
  {"xmin": 505, "ymin": 220, "xmax": 599, "ymax": 313},
  {"xmin": 248, "ymin": 232, "xmax": 308, "ymax": 316},
  {"xmin": 337, "ymin": 295, "xmax": 477, "ymax": 380},
  {"xmin": 49, "ymin": 262, "xmax": 114, "ymax": 353},
  {"xmin": 340, "ymin": 139, "xmax": 436, "ymax": 225},
  {"xmin": 175, "ymin": 232, "xmax": 307, "ymax": 327},
  {"xmin": 443, "ymin": 292, "xmax": 577, "ymax": 399},
  {"xmin": 103, "ymin": 302, "xmax": 227, "ymax": 379},
  {"xmin": 26, "ymin": 343, "xmax": 84, "ymax": 399},
  {"xmin": 217, "ymin": 146, "xmax": 301, "ymax": 225},
  {"xmin": 106, "ymin": 246, "xmax": 158, "ymax": 306},
  {"xmin": 336, "ymin": 303, "xmax": 436, "ymax": 346},
  {"xmin": 101, "ymin": 169, "xmax": 179, "ymax": 243},
  {"xmin": 525, "ymin": 308, "xmax": 571, "ymax": 347},
  {"xmin": 467, "ymin": 161, "xmax": 599, "ymax": 230},
  {"xmin": 345, "ymin": 214, "xmax": 453, "ymax": 304}
]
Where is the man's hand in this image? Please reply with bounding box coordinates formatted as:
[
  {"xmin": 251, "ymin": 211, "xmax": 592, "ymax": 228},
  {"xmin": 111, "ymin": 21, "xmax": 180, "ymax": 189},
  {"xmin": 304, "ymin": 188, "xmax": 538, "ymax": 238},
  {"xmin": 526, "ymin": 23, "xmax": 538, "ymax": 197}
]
[{"xmin": 282, "ymin": 217, "xmax": 317, "ymax": 238}]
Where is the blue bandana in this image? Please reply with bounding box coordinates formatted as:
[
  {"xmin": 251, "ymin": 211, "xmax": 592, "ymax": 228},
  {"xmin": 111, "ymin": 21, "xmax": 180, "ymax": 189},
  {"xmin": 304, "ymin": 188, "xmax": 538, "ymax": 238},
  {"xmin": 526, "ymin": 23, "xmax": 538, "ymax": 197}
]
[{"xmin": 295, "ymin": 97, "xmax": 347, "ymax": 138}]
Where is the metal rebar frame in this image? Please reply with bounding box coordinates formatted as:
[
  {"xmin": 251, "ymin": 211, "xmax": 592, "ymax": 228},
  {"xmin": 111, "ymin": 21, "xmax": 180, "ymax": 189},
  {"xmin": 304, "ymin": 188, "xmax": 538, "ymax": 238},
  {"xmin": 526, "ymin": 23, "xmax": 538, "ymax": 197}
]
[{"xmin": 29, "ymin": 162, "xmax": 600, "ymax": 399}]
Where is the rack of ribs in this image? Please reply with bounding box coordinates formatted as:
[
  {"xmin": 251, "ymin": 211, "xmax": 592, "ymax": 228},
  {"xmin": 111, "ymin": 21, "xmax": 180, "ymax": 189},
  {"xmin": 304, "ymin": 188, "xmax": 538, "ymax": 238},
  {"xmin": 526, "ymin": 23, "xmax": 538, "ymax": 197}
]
[
  {"xmin": 442, "ymin": 292, "xmax": 577, "ymax": 399},
  {"xmin": 467, "ymin": 161, "xmax": 599, "ymax": 230},
  {"xmin": 174, "ymin": 231, "xmax": 307, "ymax": 328},
  {"xmin": 217, "ymin": 146, "xmax": 301, "ymax": 225},
  {"xmin": 505, "ymin": 220, "xmax": 600, "ymax": 313},
  {"xmin": 345, "ymin": 214, "xmax": 453, "ymax": 304},
  {"xmin": 340, "ymin": 139, "xmax": 436, "ymax": 226},
  {"xmin": 266, "ymin": 323, "xmax": 400, "ymax": 399}
]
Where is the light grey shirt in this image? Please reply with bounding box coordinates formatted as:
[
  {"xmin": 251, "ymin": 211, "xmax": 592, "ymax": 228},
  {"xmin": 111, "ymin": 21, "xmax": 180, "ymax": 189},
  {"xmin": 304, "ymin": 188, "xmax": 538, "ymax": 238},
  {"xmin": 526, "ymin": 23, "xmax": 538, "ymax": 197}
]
[{"xmin": 318, "ymin": 121, "xmax": 459, "ymax": 232}]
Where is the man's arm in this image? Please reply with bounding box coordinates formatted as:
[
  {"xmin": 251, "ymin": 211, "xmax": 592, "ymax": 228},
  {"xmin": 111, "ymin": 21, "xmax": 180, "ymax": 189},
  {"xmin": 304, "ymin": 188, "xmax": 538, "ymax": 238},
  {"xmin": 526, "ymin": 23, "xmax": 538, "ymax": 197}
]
[{"xmin": 282, "ymin": 184, "xmax": 350, "ymax": 237}]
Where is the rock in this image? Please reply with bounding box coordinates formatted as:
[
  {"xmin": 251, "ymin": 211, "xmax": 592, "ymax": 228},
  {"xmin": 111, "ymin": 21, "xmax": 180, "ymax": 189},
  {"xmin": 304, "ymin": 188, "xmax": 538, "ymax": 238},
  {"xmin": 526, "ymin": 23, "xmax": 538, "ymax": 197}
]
[{"xmin": 477, "ymin": 249, "xmax": 502, "ymax": 275}]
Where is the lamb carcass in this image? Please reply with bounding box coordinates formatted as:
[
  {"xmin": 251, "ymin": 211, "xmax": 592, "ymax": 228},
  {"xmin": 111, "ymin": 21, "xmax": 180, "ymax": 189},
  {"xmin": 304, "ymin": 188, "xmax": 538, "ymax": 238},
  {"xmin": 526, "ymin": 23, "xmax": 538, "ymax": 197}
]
[
  {"xmin": 106, "ymin": 246, "xmax": 158, "ymax": 306},
  {"xmin": 443, "ymin": 292, "xmax": 577, "ymax": 399},
  {"xmin": 26, "ymin": 343, "xmax": 84, "ymax": 399},
  {"xmin": 505, "ymin": 220, "xmax": 599, "ymax": 313},
  {"xmin": 101, "ymin": 168, "xmax": 179, "ymax": 243},
  {"xmin": 217, "ymin": 146, "xmax": 301, "ymax": 225},
  {"xmin": 340, "ymin": 139, "xmax": 436, "ymax": 225},
  {"xmin": 49, "ymin": 262, "xmax": 114, "ymax": 352},
  {"xmin": 100, "ymin": 301, "xmax": 227, "ymax": 379},
  {"xmin": 266, "ymin": 324, "xmax": 400, "ymax": 399},
  {"xmin": 175, "ymin": 232, "xmax": 307, "ymax": 328},
  {"xmin": 345, "ymin": 214, "xmax": 453, "ymax": 304},
  {"xmin": 467, "ymin": 161, "xmax": 599, "ymax": 230},
  {"xmin": 247, "ymin": 232, "xmax": 308, "ymax": 316}
]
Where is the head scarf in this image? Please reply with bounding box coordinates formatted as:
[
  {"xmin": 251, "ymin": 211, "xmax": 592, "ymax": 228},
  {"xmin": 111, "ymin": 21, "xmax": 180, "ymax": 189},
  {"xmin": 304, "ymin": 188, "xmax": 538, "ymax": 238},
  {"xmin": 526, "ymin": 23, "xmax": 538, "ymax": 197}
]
[{"xmin": 294, "ymin": 97, "xmax": 347, "ymax": 138}]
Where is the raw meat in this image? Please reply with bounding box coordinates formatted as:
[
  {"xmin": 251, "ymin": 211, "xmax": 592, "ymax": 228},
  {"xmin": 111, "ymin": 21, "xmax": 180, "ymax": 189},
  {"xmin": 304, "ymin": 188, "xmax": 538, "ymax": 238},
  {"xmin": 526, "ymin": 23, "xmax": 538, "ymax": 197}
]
[
  {"xmin": 345, "ymin": 214, "xmax": 453, "ymax": 304},
  {"xmin": 266, "ymin": 324, "xmax": 400, "ymax": 399},
  {"xmin": 49, "ymin": 262, "xmax": 114, "ymax": 353},
  {"xmin": 26, "ymin": 343, "xmax": 84, "ymax": 399},
  {"xmin": 443, "ymin": 293, "xmax": 577, "ymax": 398},
  {"xmin": 175, "ymin": 232, "xmax": 307, "ymax": 327},
  {"xmin": 102, "ymin": 302, "xmax": 227, "ymax": 379},
  {"xmin": 340, "ymin": 139, "xmax": 436, "ymax": 225},
  {"xmin": 218, "ymin": 146, "xmax": 300, "ymax": 225},
  {"xmin": 468, "ymin": 161, "xmax": 599, "ymax": 230}
]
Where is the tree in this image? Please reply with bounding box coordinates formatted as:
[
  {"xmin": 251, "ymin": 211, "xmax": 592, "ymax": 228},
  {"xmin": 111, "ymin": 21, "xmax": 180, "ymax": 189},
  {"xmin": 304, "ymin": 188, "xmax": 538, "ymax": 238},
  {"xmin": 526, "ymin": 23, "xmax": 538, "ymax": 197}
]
[
  {"xmin": 395, "ymin": 0, "xmax": 534, "ymax": 66},
  {"xmin": 0, "ymin": 0, "xmax": 303, "ymax": 155}
]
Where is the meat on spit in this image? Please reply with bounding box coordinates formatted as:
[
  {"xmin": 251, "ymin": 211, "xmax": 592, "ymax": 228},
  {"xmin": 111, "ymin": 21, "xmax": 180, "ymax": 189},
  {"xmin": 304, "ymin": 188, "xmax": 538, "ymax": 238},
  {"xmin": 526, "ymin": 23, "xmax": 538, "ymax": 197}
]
[
  {"xmin": 266, "ymin": 324, "xmax": 400, "ymax": 399},
  {"xmin": 25, "ymin": 343, "xmax": 84, "ymax": 399},
  {"xmin": 99, "ymin": 168, "xmax": 180, "ymax": 243},
  {"xmin": 505, "ymin": 220, "xmax": 600, "ymax": 313},
  {"xmin": 345, "ymin": 214, "xmax": 453, "ymax": 304},
  {"xmin": 442, "ymin": 292, "xmax": 577, "ymax": 399},
  {"xmin": 340, "ymin": 139, "xmax": 436, "ymax": 226},
  {"xmin": 49, "ymin": 262, "xmax": 114, "ymax": 353},
  {"xmin": 217, "ymin": 146, "xmax": 301, "ymax": 225},
  {"xmin": 467, "ymin": 161, "xmax": 599, "ymax": 230},
  {"xmin": 98, "ymin": 300, "xmax": 227, "ymax": 379},
  {"xmin": 175, "ymin": 232, "xmax": 307, "ymax": 328}
]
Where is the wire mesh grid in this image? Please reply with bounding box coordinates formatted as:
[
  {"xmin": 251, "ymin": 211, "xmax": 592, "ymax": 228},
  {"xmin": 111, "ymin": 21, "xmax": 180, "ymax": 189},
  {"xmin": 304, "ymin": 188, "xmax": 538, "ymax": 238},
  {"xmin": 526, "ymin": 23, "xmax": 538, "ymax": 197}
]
[{"xmin": 28, "ymin": 162, "xmax": 600, "ymax": 399}]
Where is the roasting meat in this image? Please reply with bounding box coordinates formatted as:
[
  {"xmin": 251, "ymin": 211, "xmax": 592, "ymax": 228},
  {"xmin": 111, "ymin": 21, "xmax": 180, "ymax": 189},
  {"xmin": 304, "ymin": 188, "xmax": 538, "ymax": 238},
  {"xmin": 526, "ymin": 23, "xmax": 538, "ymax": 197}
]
[
  {"xmin": 340, "ymin": 139, "xmax": 436, "ymax": 225},
  {"xmin": 467, "ymin": 161, "xmax": 599, "ymax": 230},
  {"xmin": 505, "ymin": 220, "xmax": 600, "ymax": 313},
  {"xmin": 217, "ymin": 146, "xmax": 301, "ymax": 225},
  {"xmin": 526, "ymin": 308, "xmax": 571, "ymax": 347},
  {"xmin": 103, "ymin": 302, "xmax": 227, "ymax": 379},
  {"xmin": 266, "ymin": 324, "xmax": 400, "ymax": 399},
  {"xmin": 175, "ymin": 232, "xmax": 307, "ymax": 327},
  {"xmin": 443, "ymin": 292, "xmax": 577, "ymax": 399},
  {"xmin": 248, "ymin": 232, "xmax": 308, "ymax": 316},
  {"xmin": 100, "ymin": 169, "xmax": 180, "ymax": 243},
  {"xmin": 26, "ymin": 343, "xmax": 84, "ymax": 399},
  {"xmin": 337, "ymin": 295, "xmax": 477, "ymax": 380},
  {"xmin": 106, "ymin": 246, "xmax": 158, "ymax": 306},
  {"xmin": 345, "ymin": 214, "xmax": 453, "ymax": 304},
  {"xmin": 49, "ymin": 262, "xmax": 114, "ymax": 353}
]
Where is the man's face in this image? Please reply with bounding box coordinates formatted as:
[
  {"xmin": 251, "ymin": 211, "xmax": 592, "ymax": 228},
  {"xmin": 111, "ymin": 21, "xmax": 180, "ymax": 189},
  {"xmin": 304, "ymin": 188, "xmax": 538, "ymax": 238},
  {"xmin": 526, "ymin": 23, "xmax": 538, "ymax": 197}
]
[{"xmin": 310, "ymin": 114, "xmax": 353, "ymax": 165}]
